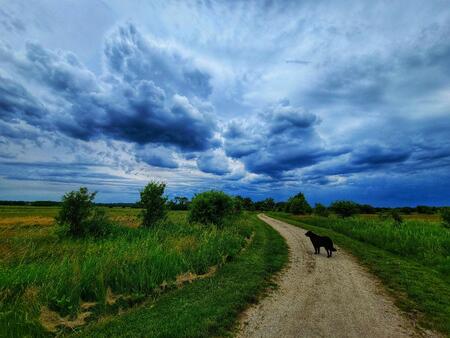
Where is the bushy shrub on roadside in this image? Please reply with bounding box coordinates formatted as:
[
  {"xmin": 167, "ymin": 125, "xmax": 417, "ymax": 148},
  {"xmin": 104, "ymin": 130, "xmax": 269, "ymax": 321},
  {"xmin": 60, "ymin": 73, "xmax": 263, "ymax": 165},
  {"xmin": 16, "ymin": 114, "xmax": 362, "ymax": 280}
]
[
  {"xmin": 330, "ymin": 200, "xmax": 359, "ymax": 217},
  {"xmin": 56, "ymin": 187, "xmax": 112, "ymax": 237},
  {"xmin": 188, "ymin": 190, "xmax": 235, "ymax": 227},
  {"xmin": 139, "ymin": 181, "xmax": 168, "ymax": 228}
]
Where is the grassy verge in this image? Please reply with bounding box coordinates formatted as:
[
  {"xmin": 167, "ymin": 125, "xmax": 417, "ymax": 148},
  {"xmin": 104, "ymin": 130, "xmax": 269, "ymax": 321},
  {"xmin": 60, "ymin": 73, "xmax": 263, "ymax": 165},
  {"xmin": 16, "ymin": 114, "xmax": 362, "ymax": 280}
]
[
  {"xmin": 75, "ymin": 213, "xmax": 288, "ymax": 337},
  {"xmin": 268, "ymin": 212, "xmax": 450, "ymax": 336},
  {"xmin": 0, "ymin": 211, "xmax": 255, "ymax": 337}
]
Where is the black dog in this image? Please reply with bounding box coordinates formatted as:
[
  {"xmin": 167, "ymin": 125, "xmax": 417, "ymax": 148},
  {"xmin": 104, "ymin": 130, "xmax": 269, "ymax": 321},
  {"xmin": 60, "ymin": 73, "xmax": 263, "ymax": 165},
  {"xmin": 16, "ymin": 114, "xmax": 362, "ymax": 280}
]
[{"xmin": 305, "ymin": 231, "xmax": 337, "ymax": 257}]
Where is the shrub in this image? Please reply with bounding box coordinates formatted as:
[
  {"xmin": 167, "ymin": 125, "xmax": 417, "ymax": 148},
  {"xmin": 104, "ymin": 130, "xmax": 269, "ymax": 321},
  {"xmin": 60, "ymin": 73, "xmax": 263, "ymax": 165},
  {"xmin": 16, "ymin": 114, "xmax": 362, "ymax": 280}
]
[
  {"xmin": 139, "ymin": 181, "xmax": 168, "ymax": 228},
  {"xmin": 314, "ymin": 203, "xmax": 329, "ymax": 217},
  {"xmin": 330, "ymin": 200, "xmax": 359, "ymax": 217},
  {"xmin": 232, "ymin": 196, "xmax": 243, "ymax": 214},
  {"xmin": 287, "ymin": 192, "xmax": 312, "ymax": 215},
  {"xmin": 56, "ymin": 187, "xmax": 112, "ymax": 237},
  {"xmin": 390, "ymin": 210, "xmax": 403, "ymax": 225},
  {"xmin": 441, "ymin": 208, "xmax": 450, "ymax": 229},
  {"xmin": 188, "ymin": 190, "xmax": 235, "ymax": 227}
]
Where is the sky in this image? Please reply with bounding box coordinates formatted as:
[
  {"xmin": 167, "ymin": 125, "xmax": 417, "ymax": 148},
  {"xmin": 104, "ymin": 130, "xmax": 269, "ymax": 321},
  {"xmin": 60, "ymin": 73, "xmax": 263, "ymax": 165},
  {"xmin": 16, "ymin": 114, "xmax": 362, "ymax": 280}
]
[{"xmin": 1, "ymin": 0, "xmax": 450, "ymax": 206}]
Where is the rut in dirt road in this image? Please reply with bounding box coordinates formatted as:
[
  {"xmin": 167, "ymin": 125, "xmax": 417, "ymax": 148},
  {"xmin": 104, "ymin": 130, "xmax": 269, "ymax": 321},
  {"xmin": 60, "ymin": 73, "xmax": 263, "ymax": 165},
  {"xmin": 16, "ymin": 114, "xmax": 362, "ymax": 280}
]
[{"xmin": 237, "ymin": 214, "xmax": 439, "ymax": 338}]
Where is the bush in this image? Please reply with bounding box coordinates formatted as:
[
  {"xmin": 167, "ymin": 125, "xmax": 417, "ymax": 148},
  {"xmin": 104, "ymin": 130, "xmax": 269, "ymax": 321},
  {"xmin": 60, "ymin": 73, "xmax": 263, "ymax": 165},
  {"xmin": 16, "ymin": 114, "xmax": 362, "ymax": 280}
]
[
  {"xmin": 56, "ymin": 187, "xmax": 112, "ymax": 237},
  {"xmin": 390, "ymin": 210, "xmax": 403, "ymax": 225},
  {"xmin": 139, "ymin": 181, "xmax": 167, "ymax": 228},
  {"xmin": 441, "ymin": 208, "xmax": 450, "ymax": 229},
  {"xmin": 232, "ymin": 196, "xmax": 243, "ymax": 214},
  {"xmin": 287, "ymin": 192, "xmax": 312, "ymax": 215},
  {"xmin": 188, "ymin": 190, "xmax": 235, "ymax": 227},
  {"xmin": 314, "ymin": 203, "xmax": 329, "ymax": 217},
  {"xmin": 330, "ymin": 200, "xmax": 359, "ymax": 217}
]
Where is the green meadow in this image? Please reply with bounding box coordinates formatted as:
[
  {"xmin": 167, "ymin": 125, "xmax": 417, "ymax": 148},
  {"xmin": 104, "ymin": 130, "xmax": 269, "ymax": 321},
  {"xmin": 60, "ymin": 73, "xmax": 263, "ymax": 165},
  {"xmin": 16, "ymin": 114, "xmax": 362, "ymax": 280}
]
[{"xmin": 0, "ymin": 207, "xmax": 287, "ymax": 337}]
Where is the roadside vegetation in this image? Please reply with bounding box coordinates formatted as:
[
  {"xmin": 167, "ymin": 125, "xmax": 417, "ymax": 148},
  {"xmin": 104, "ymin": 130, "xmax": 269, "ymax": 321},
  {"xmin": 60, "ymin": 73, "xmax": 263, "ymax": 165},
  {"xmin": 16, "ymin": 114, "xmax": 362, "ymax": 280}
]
[
  {"xmin": 0, "ymin": 184, "xmax": 287, "ymax": 337},
  {"xmin": 269, "ymin": 211, "xmax": 450, "ymax": 335}
]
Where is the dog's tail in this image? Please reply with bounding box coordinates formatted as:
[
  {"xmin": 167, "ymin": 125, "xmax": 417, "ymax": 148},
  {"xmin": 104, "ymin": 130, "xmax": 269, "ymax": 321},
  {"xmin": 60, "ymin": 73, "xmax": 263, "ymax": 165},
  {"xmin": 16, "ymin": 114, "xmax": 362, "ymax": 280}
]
[{"xmin": 332, "ymin": 247, "xmax": 337, "ymax": 252}]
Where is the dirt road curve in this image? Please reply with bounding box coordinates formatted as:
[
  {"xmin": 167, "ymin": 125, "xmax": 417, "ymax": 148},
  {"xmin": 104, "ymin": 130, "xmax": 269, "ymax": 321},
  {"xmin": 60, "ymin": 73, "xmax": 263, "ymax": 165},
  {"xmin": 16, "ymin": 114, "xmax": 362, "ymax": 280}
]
[{"xmin": 237, "ymin": 214, "xmax": 439, "ymax": 338}]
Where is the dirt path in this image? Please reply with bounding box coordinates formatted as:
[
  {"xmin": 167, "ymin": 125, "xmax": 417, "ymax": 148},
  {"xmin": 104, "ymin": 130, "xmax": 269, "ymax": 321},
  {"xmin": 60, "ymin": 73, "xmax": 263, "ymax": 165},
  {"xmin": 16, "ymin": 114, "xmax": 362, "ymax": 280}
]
[{"xmin": 237, "ymin": 214, "xmax": 438, "ymax": 338}]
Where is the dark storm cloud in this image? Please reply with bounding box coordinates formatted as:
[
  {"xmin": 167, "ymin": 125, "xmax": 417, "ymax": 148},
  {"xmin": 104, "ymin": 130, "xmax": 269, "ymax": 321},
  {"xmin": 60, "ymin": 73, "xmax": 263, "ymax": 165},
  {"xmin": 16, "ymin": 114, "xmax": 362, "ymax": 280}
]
[
  {"xmin": 0, "ymin": 24, "xmax": 217, "ymax": 151},
  {"xmin": 224, "ymin": 101, "xmax": 347, "ymax": 177},
  {"xmin": 0, "ymin": 75, "xmax": 46, "ymax": 123},
  {"xmin": 135, "ymin": 145, "xmax": 179, "ymax": 169},
  {"xmin": 196, "ymin": 151, "xmax": 231, "ymax": 176},
  {"xmin": 351, "ymin": 145, "xmax": 411, "ymax": 165}
]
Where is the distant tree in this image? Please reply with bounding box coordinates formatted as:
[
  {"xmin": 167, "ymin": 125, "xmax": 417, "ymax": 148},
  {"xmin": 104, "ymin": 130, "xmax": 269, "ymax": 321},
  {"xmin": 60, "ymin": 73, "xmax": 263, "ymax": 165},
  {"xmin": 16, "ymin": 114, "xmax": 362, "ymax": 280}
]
[
  {"xmin": 56, "ymin": 187, "xmax": 111, "ymax": 237},
  {"xmin": 275, "ymin": 201, "xmax": 287, "ymax": 212},
  {"xmin": 441, "ymin": 208, "xmax": 450, "ymax": 229},
  {"xmin": 262, "ymin": 198, "xmax": 275, "ymax": 211},
  {"xmin": 330, "ymin": 200, "xmax": 359, "ymax": 217},
  {"xmin": 359, "ymin": 204, "xmax": 376, "ymax": 214},
  {"xmin": 399, "ymin": 207, "xmax": 413, "ymax": 215},
  {"xmin": 188, "ymin": 190, "xmax": 235, "ymax": 227},
  {"xmin": 241, "ymin": 197, "xmax": 255, "ymax": 211},
  {"xmin": 416, "ymin": 205, "xmax": 435, "ymax": 214},
  {"xmin": 139, "ymin": 181, "xmax": 167, "ymax": 228},
  {"xmin": 314, "ymin": 203, "xmax": 329, "ymax": 217},
  {"xmin": 390, "ymin": 209, "xmax": 403, "ymax": 225},
  {"xmin": 287, "ymin": 193, "xmax": 312, "ymax": 215}
]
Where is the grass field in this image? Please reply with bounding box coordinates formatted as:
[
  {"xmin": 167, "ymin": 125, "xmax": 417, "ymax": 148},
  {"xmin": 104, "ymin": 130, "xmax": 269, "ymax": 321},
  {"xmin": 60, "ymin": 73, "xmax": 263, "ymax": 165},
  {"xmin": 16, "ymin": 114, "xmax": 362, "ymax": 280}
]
[
  {"xmin": 0, "ymin": 207, "xmax": 287, "ymax": 337},
  {"xmin": 269, "ymin": 212, "xmax": 450, "ymax": 336}
]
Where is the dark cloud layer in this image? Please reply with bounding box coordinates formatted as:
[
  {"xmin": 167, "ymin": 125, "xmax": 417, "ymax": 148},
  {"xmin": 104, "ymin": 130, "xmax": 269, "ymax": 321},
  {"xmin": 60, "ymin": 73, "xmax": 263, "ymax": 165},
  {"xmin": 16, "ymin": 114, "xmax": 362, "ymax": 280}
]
[
  {"xmin": 0, "ymin": 23, "xmax": 217, "ymax": 152},
  {"xmin": 225, "ymin": 101, "xmax": 346, "ymax": 177}
]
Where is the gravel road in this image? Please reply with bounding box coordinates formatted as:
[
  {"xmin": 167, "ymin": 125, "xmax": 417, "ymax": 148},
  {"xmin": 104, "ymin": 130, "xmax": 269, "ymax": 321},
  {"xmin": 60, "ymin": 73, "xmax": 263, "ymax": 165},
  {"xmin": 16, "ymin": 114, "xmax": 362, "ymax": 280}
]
[{"xmin": 237, "ymin": 214, "xmax": 439, "ymax": 338}]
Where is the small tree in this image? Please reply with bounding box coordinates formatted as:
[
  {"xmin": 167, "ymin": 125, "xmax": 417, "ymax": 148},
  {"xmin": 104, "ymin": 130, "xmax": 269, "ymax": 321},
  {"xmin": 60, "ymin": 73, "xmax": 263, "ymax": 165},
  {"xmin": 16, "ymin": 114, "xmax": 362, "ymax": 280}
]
[
  {"xmin": 139, "ymin": 181, "xmax": 167, "ymax": 228},
  {"xmin": 441, "ymin": 208, "xmax": 450, "ymax": 229},
  {"xmin": 56, "ymin": 187, "xmax": 111, "ymax": 237},
  {"xmin": 390, "ymin": 210, "xmax": 403, "ymax": 225},
  {"xmin": 188, "ymin": 190, "xmax": 234, "ymax": 227},
  {"xmin": 330, "ymin": 200, "xmax": 359, "ymax": 217},
  {"xmin": 287, "ymin": 193, "xmax": 312, "ymax": 215},
  {"xmin": 314, "ymin": 203, "xmax": 329, "ymax": 217}
]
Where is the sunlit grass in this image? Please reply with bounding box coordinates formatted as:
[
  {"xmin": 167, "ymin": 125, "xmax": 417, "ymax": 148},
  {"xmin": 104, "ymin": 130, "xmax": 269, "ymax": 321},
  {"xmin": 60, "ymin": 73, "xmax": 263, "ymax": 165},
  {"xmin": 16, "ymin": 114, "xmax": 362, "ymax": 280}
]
[{"xmin": 0, "ymin": 208, "xmax": 248, "ymax": 336}]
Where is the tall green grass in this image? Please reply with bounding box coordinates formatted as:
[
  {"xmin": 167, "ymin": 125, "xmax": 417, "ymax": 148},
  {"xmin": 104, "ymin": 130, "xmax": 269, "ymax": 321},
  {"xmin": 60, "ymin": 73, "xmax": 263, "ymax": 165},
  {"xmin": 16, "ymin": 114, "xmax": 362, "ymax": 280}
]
[
  {"xmin": 0, "ymin": 211, "xmax": 247, "ymax": 337},
  {"xmin": 291, "ymin": 215, "xmax": 450, "ymax": 279}
]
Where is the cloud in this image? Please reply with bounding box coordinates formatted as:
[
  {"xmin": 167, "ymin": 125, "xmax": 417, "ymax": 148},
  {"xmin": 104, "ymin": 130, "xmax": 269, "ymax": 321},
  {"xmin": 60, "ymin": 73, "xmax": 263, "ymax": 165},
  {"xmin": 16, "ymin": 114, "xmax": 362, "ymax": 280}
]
[
  {"xmin": 225, "ymin": 101, "xmax": 346, "ymax": 177},
  {"xmin": 351, "ymin": 145, "xmax": 411, "ymax": 165},
  {"xmin": 196, "ymin": 150, "xmax": 231, "ymax": 176},
  {"xmin": 135, "ymin": 145, "xmax": 178, "ymax": 169},
  {"xmin": 104, "ymin": 23, "xmax": 213, "ymax": 99},
  {"xmin": 0, "ymin": 23, "xmax": 218, "ymax": 152},
  {"xmin": 0, "ymin": 75, "xmax": 46, "ymax": 124},
  {"xmin": 0, "ymin": 8, "xmax": 25, "ymax": 33}
]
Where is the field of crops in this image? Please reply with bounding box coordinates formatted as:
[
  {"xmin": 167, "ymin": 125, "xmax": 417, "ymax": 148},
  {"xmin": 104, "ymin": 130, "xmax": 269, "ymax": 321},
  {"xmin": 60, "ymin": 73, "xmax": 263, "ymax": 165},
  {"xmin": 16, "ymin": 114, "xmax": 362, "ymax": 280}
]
[{"xmin": 0, "ymin": 207, "xmax": 251, "ymax": 336}]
